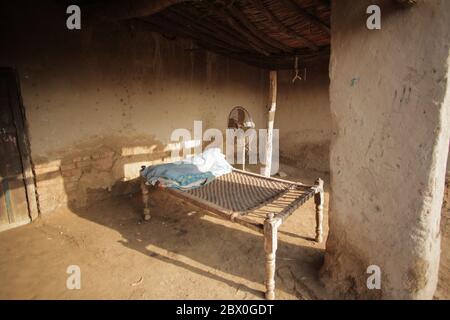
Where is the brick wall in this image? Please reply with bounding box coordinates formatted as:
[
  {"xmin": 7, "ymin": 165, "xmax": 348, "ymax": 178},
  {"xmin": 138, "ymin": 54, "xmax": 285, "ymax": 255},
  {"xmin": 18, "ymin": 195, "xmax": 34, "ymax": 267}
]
[{"xmin": 33, "ymin": 148, "xmax": 168, "ymax": 214}]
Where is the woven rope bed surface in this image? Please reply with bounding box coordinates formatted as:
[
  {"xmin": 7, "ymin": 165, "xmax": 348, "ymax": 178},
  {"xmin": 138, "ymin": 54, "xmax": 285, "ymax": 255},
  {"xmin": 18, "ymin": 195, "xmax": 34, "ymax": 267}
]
[{"xmin": 182, "ymin": 170, "xmax": 298, "ymax": 213}]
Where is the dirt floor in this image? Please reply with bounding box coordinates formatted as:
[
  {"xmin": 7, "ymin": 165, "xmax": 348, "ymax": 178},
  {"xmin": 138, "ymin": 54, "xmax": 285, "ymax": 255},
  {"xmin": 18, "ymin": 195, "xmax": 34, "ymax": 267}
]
[
  {"xmin": 1, "ymin": 166, "xmax": 448, "ymax": 300},
  {"xmin": 0, "ymin": 165, "xmax": 330, "ymax": 300}
]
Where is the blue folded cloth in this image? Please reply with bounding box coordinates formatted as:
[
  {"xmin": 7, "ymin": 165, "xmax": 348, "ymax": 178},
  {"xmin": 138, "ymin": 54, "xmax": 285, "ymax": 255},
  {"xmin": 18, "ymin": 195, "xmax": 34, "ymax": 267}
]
[
  {"xmin": 141, "ymin": 163, "xmax": 215, "ymax": 189},
  {"xmin": 141, "ymin": 148, "xmax": 232, "ymax": 190}
]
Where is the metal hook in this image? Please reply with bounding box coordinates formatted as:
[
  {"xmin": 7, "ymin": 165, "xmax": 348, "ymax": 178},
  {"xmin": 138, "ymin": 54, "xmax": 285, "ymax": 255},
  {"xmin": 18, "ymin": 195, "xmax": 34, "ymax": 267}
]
[
  {"xmin": 292, "ymin": 56, "xmax": 307, "ymax": 83},
  {"xmin": 292, "ymin": 56, "xmax": 302, "ymax": 83}
]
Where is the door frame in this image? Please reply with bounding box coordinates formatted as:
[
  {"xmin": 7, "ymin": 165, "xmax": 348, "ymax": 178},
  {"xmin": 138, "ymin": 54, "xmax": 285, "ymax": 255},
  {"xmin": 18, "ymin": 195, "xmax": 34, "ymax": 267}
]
[{"xmin": 0, "ymin": 67, "xmax": 39, "ymax": 231}]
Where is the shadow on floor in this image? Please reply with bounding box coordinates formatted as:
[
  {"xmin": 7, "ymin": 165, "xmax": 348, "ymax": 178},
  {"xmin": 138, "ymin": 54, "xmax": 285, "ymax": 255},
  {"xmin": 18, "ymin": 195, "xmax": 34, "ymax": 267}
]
[{"xmin": 73, "ymin": 187, "xmax": 325, "ymax": 299}]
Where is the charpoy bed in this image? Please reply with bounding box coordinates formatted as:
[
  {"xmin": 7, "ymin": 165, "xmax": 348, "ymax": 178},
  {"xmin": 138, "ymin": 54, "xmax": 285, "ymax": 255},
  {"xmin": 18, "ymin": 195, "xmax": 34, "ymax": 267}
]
[{"xmin": 140, "ymin": 167, "xmax": 324, "ymax": 300}]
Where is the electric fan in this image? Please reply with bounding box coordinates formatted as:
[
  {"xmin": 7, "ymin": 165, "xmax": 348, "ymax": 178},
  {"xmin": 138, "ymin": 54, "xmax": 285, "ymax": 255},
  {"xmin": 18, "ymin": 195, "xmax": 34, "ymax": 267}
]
[{"xmin": 227, "ymin": 106, "xmax": 255, "ymax": 170}]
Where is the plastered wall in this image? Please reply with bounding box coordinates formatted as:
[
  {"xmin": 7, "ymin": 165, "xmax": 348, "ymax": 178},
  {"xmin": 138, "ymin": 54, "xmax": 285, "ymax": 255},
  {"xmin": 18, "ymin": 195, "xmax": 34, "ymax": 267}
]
[
  {"xmin": 276, "ymin": 65, "xmax": 331, "ymax": 172},
  {"xmin": 322, "ymin": 0, "xmax": 450, "ymax": 299},
  {"xmin": 0, "ymin": 1, "xmax": 268, "ymax": 213}
]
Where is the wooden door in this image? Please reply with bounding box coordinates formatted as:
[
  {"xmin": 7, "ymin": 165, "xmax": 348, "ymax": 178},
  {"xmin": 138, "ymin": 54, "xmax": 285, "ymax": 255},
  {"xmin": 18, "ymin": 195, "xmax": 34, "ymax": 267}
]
[{"xmin": 0, "ymin": 68, "xmax": 38, "ymax": 231}]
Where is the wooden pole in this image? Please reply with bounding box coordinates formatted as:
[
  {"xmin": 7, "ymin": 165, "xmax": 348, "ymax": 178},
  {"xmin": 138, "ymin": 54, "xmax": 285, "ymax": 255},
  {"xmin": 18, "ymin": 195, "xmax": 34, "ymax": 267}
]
[
  {"xmin": 264, "ymin": 213, "xmax": 279, "ymax": 300},
  {"xmin": 264, "ymin": 71, "xmax": 277, "ymax": 177},
  {"xmin": 314, "ymin": 178, "xmax": 324, "ymax": 243}
]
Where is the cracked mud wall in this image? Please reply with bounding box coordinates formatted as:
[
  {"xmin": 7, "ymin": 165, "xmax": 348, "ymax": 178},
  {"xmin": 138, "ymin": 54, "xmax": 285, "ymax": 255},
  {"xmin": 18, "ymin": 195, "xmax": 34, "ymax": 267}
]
[
  {"xmin": 322, "ymin": 0, "xmax": 450, "ymax": 299},
  {"xmin": 276, "ymin": 65, "xmax": 331, "ymax": 173},
  {"xmin": 0, "ymin": 1, "xmax": 267, "ymax": 213}
]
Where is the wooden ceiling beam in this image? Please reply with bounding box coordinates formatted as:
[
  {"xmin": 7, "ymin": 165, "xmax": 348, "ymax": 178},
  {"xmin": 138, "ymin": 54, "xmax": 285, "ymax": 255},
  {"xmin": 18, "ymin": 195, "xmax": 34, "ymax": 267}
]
[
  {"xmin": 280, "ymin": 0, "xmax": 330, "ymax": 34},
  {"xmin": 249, "ymin": 0, "xmax": 319, "ymax": 51},
  {"xmin": 201, "ymin": 46, "xmax": 323, "ymax": 70},
  {"xmin": 225, "ymin": 3, "xmax": 295, "ymax": 53},
  {"xmin": 168, "ymin": 7, "xmax": 256, "ymax": 53},
  {"xmin": 205, "ymin": 3, "xmax": 273, "ymax": 56},
  {"xmin": 161, "ymin": 11, "xmax": 254, "ymax": 53},
  {"xmin": 136, "ymin": 19, "xmax": 259, "ymax": 65},
  {"xmin": 200, "ymin": 14, "xmax": 266, "ymax": 55},
  {"xmin": 135, "ymin": 18, "xmax": 327, "ymax": 70},
  {"xmin": 191, "ymin": 40, "xmax": 330, "ymax": 69},
  {"xmin": 144, "ymin": 15, "xmax": 245, "ymax": 54}
]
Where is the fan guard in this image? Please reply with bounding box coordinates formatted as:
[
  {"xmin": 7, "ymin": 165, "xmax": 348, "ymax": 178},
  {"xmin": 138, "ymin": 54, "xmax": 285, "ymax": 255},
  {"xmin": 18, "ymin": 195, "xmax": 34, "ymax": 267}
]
[{"xmin": 227, "ymin": 106, "xmax": 255, "ymax": 130}]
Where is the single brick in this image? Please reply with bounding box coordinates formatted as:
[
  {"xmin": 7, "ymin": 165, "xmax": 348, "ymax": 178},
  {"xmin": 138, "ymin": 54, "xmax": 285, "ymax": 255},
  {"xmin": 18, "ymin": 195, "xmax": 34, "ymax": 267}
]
[
  {"xmin": 76, "ymin": 160, "xmax": 91, "ymax": 168},
  {"xmin": 60, "ymin": 163, "xmax": 76, "ymax": 171}
]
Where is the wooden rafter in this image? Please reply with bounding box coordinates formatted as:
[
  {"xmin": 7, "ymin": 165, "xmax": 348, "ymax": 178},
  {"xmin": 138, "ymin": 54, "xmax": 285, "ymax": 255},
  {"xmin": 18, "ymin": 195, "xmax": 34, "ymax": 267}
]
[
  {"xmin": 135, "ymin": 18, "xmax": 327, "ymax": 69},
  {"xmin": 280, "ymin": 0, "xmax": 330, "ymax": 34},
  {"xmin": 225, "ymin": 3, "xmax": 295, "ymax": 53},
  {"xmin": 92, "ymin": 0, "xmax": 331, "ymax": 70},
  {"xmin": 168, "ymin": 7, "xmax": 255, "ymax": 53},
  {"xmin": 205, "ymin": 3, "xmax": 273, "ymax": 56},
  {"xmin": 249, "ymin": 0, "xmax": 319, "ymax": 51},
  {"xmin": 199, "ymin": 13, "xmax": 269, "ymax": 55},
  {"xmin": 138, "ymin": 18, "xmax": 274, "ymax": 68},
  {"xmin": 141, "ymin": 16, "xmax": 244, "ymax": 54},
  {"xmin": 136, "ymin": 19, "xmax": 246, "ymax": 61},
  {"xmin": 188, "ymin": 41, "xmax": 287, "ymax": 69}
]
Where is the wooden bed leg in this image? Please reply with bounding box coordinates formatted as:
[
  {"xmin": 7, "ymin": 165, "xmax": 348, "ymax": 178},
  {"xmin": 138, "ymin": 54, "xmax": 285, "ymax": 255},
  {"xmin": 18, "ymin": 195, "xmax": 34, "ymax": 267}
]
[
  {"xmin": 314, "ymin": 178, "xmax": 324, "ymax": 243},
  {"xmin": 264, "ymin": 213, "xmax": 278, "ymax": 300},
  {"xmin": 141, "ymin": 178, "xmax": 151, "ymax": 221}
]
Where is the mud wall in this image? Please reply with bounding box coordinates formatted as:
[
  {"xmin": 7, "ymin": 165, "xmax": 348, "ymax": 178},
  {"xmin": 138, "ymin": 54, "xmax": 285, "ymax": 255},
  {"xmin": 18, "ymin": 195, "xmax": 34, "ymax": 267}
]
[
  {"xmin": 0, "ymin": 1, "xmax": 267, "ymax": 213},
  {"xmin": 322, "ymin": 0, "xmax": 450, "ymax": 299},
  {"xmin": 436, "ymin": 175, "xmax": 450, "ymax": 299},
  {"xmin": 276, "ymin": 65, "xmax": 331, "ymax": 172}
]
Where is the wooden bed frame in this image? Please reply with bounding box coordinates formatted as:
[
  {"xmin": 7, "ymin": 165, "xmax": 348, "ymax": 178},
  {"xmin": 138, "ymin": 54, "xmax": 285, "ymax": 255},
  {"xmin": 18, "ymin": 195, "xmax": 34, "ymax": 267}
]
[{"xmin": 140, "ymin": 167, "xmax": 324, "ymax": 300}]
